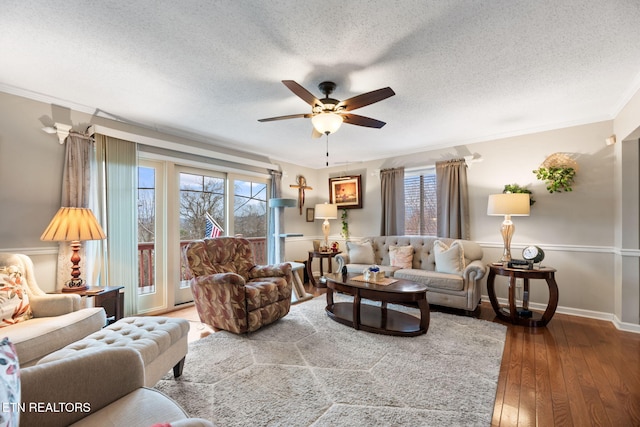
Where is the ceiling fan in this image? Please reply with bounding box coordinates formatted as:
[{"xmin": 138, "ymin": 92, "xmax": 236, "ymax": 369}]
[{"xmin": 258, "ymin": 80, "xmax": 395, "ymax": 138}]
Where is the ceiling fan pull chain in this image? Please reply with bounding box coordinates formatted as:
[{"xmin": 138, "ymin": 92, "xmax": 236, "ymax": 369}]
[{"xmin": 326, "ymin": 133, "xmax": 330, "ymax": 167}]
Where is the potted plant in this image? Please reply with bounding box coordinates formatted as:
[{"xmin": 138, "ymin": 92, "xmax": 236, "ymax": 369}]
[{"xmin": 503, "ymin": 184, "xmax": 535, "ymax": 205}]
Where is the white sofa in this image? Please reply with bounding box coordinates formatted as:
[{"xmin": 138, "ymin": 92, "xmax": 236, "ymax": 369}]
[
  {"xmin": 0, "ymin": 253, "xmax": 106, "ymax": 366},
  {"xmin": 335, "ymin": 236, "xmax": 486, "ymax": 312}
]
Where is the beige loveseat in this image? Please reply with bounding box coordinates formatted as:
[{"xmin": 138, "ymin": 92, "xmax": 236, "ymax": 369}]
[
  {"xmin": 0, "ymin": 253, "xmax": 106, "ymax": 366},
  {"xmin": 335, "ymin": 236, "xmax": 486, "ymax": 312}
]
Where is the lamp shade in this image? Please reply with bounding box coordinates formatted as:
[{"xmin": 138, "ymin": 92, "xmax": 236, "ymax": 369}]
[
  {"xmin": 487, "ymin": 194, "xmax": 530, "ymax": 216},
  {"xmin": 311, "ymin": 112, "xmax": 343, "ymax": 135},
  {"xmin": 314, "ymin": 203, "xmax": 338, "ymax": 219},
  {"xmin": 268, "ymin": 198, "xmax": 297, "ymax": 208},
  {"xmin": 40, "ymin": 207, "xmax": 106, "ymax": 241}
]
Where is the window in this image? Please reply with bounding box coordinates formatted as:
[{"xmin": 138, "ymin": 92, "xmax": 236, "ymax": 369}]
[
  {"xmin": 179, "ymin": 172, "xmax": 226, "ymax": 240},
  {"xmin": 137, "ymin": 166, "xmax": 156, "ymax": 294},
  {"xmin": 233, "ymin": 179, "xmax": 267, "ymax": 238},
  {"xmin": 404, "ymin": 172, "xmax": 437, "ymax": 235}
]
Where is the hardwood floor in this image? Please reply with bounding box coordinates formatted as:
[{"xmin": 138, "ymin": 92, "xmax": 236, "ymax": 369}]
[{"xmin": 162, "ymin": 283, "xmax": 640, "ymax": 427}]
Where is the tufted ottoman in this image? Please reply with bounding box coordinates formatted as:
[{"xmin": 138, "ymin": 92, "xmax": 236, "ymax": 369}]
[{"xmin": 38, "ymin": 317, "xmax": 189, "ymax": 387}]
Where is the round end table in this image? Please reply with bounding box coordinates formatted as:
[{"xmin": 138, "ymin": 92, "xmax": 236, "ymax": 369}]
[{"xmin": 486, "ymin": 264, "xmax": 559, "ymax": 327}]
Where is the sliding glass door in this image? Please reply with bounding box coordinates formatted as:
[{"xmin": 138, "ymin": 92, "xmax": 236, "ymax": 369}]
[
  {"xmin": 136, "ymin": 160, "xmax": 270, "ymax": 312},
  {"xmin": 136, "ymin": 160, "xmax": 167, "ymax": 312},
  {"xmin": 176, "ymin": 168, "xmax": 227, "ymax": 304}
]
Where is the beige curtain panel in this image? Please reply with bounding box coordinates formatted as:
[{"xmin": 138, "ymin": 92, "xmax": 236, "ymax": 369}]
[
  {"xmin": 380, "ymin": 167, "xmax": 405, "ymax": 236},
  {"xmin": 436, "ymin": 159, "xmax": 470, "ymax": 240}
]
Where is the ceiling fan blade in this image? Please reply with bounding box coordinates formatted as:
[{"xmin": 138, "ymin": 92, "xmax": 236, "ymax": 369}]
[
  {"xmin": 338, "ymin": 87, "xmax": 395, "ymax": 111},
  {"xmin": 258, "ymin": 113, "xmax": 311, "ymax": 122},
  {"xmin": 282, "ymin": 80, "xmax": 321, "ymax": 107},
  {"xmin": 312, "ymin": 127, "xmax": 323, "ymax": 138},
  {"xmin": 341, "ymin": 113, "xmax": 387, "ymax": 128}
]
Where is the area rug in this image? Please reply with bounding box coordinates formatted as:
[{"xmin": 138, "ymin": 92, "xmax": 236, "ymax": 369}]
[{"xmin": 155, "ymin": 295, "xmax": 506, "ymax": 426}]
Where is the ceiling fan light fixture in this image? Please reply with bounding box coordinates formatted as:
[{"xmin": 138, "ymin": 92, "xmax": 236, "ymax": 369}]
[{"xmin": 312, "ymin": 112, "xmax": 343, "ymax": 135}]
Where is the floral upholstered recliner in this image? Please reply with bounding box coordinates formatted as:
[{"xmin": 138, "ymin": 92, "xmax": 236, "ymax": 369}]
[{"xmin": 185, "ymin": 237, "xmax": 293, "ymax": 334}]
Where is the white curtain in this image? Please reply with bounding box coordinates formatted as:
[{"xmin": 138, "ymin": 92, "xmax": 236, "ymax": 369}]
[
  {"xmin": 55, "ymin": 134, "xmax": 103, "ymax": 289},
  {"xmin": 95, "ymin": 134, "xmax": 138, "ymax": 316}
]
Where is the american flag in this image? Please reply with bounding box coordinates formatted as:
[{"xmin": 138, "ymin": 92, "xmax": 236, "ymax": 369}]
[{"xmin": 205, "ymin": 212, "xmax": 223, "ymax": 238}]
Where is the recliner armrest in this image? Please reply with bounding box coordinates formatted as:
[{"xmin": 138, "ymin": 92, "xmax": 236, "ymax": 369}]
[
  {"xmin": 29, "ymin": 293, "xmax": 81, "ymax": 317},
  {"xmin": 249, "ymin": 262, "xmax": 292, "ymax": 279}
]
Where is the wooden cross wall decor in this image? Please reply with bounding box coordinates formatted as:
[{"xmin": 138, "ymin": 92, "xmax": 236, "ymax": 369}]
[{"xmin": 290, "ymin": 175, "xmax": 312, "ymax": 214}]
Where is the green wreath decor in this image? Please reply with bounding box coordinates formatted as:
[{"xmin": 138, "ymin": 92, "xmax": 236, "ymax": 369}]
[{"xmin": 533, "ymin": 153, "xmax": 578, "ymax": 193}]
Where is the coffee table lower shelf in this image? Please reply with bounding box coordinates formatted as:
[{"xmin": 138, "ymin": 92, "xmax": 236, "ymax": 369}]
[{"xmin": 326, "ymin": 301, "xmax": 426, "ymax": 337}]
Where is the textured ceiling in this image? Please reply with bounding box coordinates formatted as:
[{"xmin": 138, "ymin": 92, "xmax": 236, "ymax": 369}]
[{"xmin": 2, "ymin": 1, "xmax": 640, "ymax": 168}]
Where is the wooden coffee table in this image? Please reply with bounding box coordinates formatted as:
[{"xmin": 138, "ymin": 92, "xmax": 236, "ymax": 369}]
[{"xmin": 324, "ymin": 273, "xmax": 430, "ymax": 336}]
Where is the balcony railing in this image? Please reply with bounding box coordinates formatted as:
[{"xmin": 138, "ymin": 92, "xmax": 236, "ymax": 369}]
[{"xmin": 137, "ymin": 237, "xmax": 267, "ymax": 294}]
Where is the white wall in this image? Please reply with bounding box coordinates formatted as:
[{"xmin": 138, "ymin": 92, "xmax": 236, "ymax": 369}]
[{"xmin": 613, "ymin": 87, "xmax": 640, "ymax": 325}]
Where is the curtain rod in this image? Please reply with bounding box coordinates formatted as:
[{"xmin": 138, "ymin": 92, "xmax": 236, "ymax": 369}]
[{"xmin": 42, "ymin": 123, "xmax": 93, "ymax": 144}]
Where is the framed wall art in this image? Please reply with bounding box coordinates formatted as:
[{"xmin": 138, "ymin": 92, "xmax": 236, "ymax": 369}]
[
  {"xmin": 329, "ymin": 175, "xmax": 362, "ymax": 209},
  {"xmin": 306, "ymin": 208, "xmax": 315, "ymax": 222}
]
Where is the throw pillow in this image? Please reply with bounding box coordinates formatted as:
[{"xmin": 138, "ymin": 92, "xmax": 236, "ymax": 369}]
[
  {"xmin": 433, "ymin": 240, "xmax": 465, "ymax": 275},
  {"xmin": 346, "ymin": 241, "xmax": 375, "ymax": 265},
  {"xmin": 389, "ymin": 245, "xmax": 413, "ymax": 269},
  {"xmin": 0, "ymin": 266, "xmax": 32, "ymax": 327},
  {"xmin": 0, "ymin": 337, "xmax": 20, "ymax": 427}
]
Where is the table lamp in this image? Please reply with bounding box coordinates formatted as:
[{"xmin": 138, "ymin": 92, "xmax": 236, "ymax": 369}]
[
  {"xmin": 487, "ymin": 193, "xmax": 530, "ymax": 262},
  {"xmin": 41, "ymin": 207, "xmax": 106, "ymax": 292},
  {"xmin": 314, "ymin": 202, "xmax": 337, "ymax": 250}
]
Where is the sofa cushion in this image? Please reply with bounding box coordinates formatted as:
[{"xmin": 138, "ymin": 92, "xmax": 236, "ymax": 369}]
[
  {"xmin": 433, "ymin": 240, "xmax": 465, "ymax": 275},
  {"xmin": 71, "ymin": 388, "xmax": 189, "ymax": 427},
  {"xmin": 0, "ymin": 266, "xmax": 33, "ymax": 327},
  {"xmin": 6, "ymin": 307, "xmax": 106, "ymax": 367},
  {"xmin": 389, "ymin": 245, "xmax": 413, "ymax": 268},
  {"xmin": 393, "ymin": 269, "xmax": 465, "ymax": 292},
  {"xmin": 346, "ymin": 241, "xmax": 375, "ymax": 265}
]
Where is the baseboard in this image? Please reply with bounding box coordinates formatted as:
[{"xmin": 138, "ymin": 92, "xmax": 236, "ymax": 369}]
[
  {"xmin": 612, "ymin": 315, "xmax": 640, "ymax": 333},
  {"xmin": 482, "ymin": 295, "xmax": 640, "ymax": 334}
]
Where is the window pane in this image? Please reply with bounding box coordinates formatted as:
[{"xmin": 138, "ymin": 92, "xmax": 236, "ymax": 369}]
[
  {"xmin": 137, "ymin": 167, "xmax": 155, "ymax": 294},
  {"xmin": 404, "ymin": 173, "xmax": 437, "ymax": 236},
  {"xmin": 179, "ymin": 173, "xmax": 203, "ymax": 191},
  {"xmin": 252, "ymin": 182, "xmax": 267, "ymax": 200},
  {"xmin": 138, "ymin": 166, "xmax": 155, "ymax": 189},
  {"xmin": 179, "ymin": 173, "xmax": 225, "ymax": 240},
  {"xmin": 234, "ymin": 179, "xmax": 266, "ymax": 238}
]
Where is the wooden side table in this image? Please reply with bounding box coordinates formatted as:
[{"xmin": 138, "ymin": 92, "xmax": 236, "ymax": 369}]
[
  {"xmin": 54, "ymin": 286, "xmax": 124, "ymax": 325},
  {"xmin": 307, "ymin": 251, "xmax": 340, "ymax": 288},
  {"xmin": 486, "ymin": 264, "xmax": 559, "ymax": 327}
]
